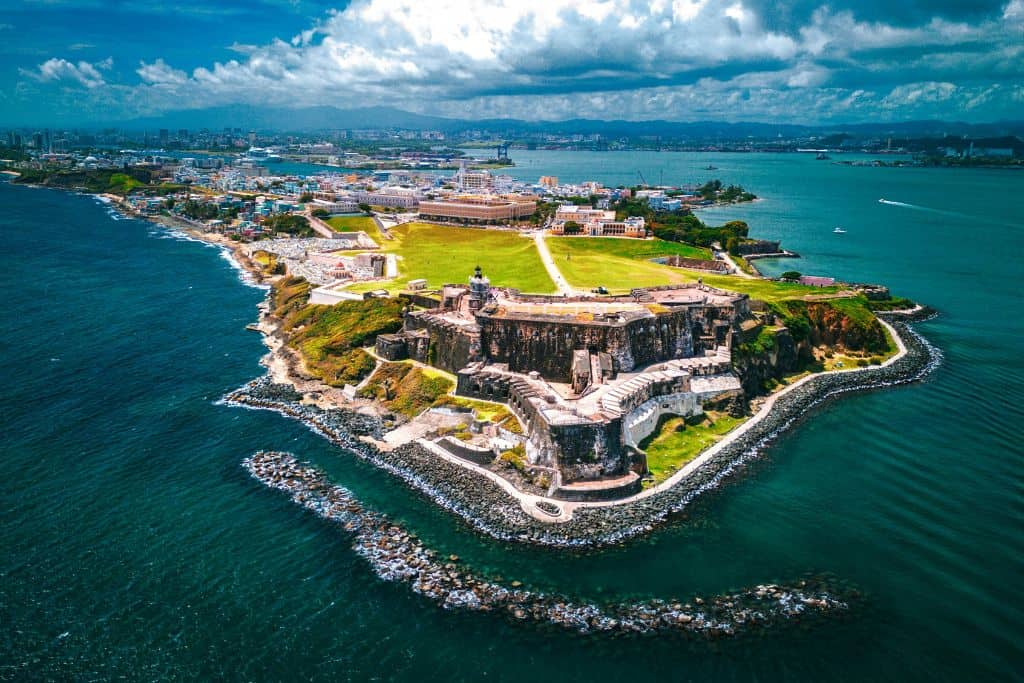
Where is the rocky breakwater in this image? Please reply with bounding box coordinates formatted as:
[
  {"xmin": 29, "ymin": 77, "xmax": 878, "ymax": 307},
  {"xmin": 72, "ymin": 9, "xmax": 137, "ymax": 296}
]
[
  {"xmin": 225, "ymin": 319, "xmax": 939, "ymax": 548},
  {"xmin": 244, "ymin": 450, "xmax": 853, "ymax": 637},
  {"xmin": 533, "ymin": 317, "xmax": 941, "ymax": 545}
]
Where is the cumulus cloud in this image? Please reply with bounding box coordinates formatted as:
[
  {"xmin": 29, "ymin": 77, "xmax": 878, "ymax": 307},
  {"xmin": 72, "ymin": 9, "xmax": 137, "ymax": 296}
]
[
  {"xmin": 13, "ymin": 0, "xmax": 1024, "ymax": 122},
  {"xmin": 20, "ymin": 57, "xmax": 112, "ymax": 89},
  {"xmin": 137, "ymin": 59, "xmax": 188, "ymax": 86}
]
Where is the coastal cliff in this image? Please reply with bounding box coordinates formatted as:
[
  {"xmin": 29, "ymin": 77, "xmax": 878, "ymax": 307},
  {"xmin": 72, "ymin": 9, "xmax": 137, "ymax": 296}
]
[
  {"xmin": 269, "ymin": 275, "xmax": 403, "ymax": 387},
  {"xmin": 733, "ymin": 298, "xmax": 891, "ymax": 395}
]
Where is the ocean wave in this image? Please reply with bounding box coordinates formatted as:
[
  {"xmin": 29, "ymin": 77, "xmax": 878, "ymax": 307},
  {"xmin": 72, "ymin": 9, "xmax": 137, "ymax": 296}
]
[
  {"xmin": 147, "ymin": 225, "xmax": 269, "ymax": 291},
  {"xmin": 218, "ymin": 247, "xmax": 270, "ymax": 290}
]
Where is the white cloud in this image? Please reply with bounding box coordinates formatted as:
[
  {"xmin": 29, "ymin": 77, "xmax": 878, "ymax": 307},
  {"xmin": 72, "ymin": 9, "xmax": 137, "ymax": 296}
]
[
  {"xmin": 882, "ymin": 81, "xmax": 957, "ymax": 108},
  {"xmin": 20, "ymin": 57, "xmax": 111, "ymax": 88},
  {"xmin": 14, "ymin": 0, "xmax": 1024, "ymax": 122},
  {"xmin": 137, "ymin": 58, "xmax": 188, "ymax": 86}
]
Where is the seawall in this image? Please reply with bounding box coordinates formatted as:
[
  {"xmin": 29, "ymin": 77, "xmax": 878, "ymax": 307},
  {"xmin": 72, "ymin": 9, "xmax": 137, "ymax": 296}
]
[{"xmin": 225, "ymin": 314, "xmax": 939, "ymax": 548}]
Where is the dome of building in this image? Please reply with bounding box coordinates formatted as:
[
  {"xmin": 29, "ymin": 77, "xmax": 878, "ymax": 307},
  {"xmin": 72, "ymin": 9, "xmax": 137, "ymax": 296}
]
[{"xmin": 469, "ymin": 265, "xmax": 490, "ymax": 287}]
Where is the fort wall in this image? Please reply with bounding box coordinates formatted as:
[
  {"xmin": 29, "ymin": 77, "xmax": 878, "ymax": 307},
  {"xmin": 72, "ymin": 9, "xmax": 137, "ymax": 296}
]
[
  {"xmin": 475, "ymin": 306, "xmax": 741, "ymax": 382},
  {"xmin": 404, "ymin": 312, "xmax": 479, "ymax": 374}
]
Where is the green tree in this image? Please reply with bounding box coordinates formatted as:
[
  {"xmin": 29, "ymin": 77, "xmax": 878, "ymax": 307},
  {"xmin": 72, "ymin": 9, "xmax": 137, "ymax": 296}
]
[
  {"xmin": 780, "ymin": 271, "xmax": 802, "ymax": 281},
  {"xmin": 299, "ymin": 192, "xmax": 313, "ymax": 203}
]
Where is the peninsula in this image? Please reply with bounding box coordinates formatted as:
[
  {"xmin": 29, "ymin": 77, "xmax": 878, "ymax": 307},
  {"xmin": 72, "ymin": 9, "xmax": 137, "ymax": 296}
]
[{"xmin": 5, "ymin": 156, "xmax": 937, "ymax": 546}]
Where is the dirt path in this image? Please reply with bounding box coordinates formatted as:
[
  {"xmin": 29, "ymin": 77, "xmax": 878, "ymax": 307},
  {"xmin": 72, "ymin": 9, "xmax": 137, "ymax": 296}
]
[{"xmin": 533, "ymin": 231, "xmax": 578, "ymax": 295}]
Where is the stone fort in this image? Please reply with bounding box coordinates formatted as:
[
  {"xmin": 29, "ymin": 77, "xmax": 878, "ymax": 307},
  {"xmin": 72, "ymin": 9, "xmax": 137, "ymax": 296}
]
[{"xmin": 377, "ymin": 267, "xmax": 749, "ymax": 499}]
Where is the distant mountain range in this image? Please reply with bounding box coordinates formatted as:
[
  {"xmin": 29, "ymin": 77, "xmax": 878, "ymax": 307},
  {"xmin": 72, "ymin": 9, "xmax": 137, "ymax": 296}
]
[{"xmin": 96, "ymin": 105, "xmax": 1024, "ymax": 140}]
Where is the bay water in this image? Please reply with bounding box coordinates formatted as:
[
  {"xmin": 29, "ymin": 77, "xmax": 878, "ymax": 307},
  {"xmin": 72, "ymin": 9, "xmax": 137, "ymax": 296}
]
[{"xmin": 1, "ymin": 153, "xmax": 1022, "ymax": 681}]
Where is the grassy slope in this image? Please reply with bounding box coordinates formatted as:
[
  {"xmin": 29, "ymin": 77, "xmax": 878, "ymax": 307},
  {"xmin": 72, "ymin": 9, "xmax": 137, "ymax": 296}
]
[
  {"xmin": 271, "ymin": 277, "xmax": 403, "ymax": 386},
  {"xmin": 546, "ymin": 236, "xmax": 843, "ymax": 303},
  {"xmin": 325, "ymin": 215, "xmax": 376, "ymax": 232},
  {"xmin": 348, "ymin": 222, "xmax": 555, "ymax": 294},
  {"xmin": 640, "ymin": 413, "xmax": 744, "ymax": 483},
  {"xmin": 549, "ymin": 236, "xmax": 713, "ymax": 261},
  {"xmin": 358, "ymin": 362, "xmax": 454, "ymax": 418}
]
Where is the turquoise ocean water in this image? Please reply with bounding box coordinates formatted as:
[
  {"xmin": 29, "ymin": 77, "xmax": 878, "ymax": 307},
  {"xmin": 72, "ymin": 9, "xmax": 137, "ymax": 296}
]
[{"xmin": 1, "ymin": 152, "xmax": 1022, "ymax": 681}]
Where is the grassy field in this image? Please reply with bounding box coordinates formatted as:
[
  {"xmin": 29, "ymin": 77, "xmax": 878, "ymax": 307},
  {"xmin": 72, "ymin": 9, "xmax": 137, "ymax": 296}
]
[
  {"xmin": 331, "ymin": 223, "xmax": 846, "ymax": 305},
  {"xmin": 325, "ymin": 215, "xmax": 377, "ymax": 233},
  {"xmin": 546, "ymin": 236, "xmax": 843, "ymax": 303},
  {"xmin": 640, "ymin": 412, "xmax": 745, "ymax": 483},
  {"xmin": 347, "ymin": 222, "xmax": 555, "ymax": 294},
  {"xmin": 549, "ymin": 236, "xmax": 713, "ymax": 262}
]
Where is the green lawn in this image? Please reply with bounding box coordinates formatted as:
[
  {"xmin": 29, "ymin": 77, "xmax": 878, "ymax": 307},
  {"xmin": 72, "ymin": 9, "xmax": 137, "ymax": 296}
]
[
  {"xmin": 549, "ymin": 236, "xmax": 713, "ymax": 262},
  {"xmin": 546, "ymin": 236, "xmax": 844, "ymax": 303},
  {"xmin": 325, "ymin": 215, "xmax": 377, "ymax": 233},
  {"xmin": 640, "ymin": 413, "xmax": 745, "ymax": 483},
  {"xmin": 347, "ymin": 222, "xmax": 555, "ymax": 294}
]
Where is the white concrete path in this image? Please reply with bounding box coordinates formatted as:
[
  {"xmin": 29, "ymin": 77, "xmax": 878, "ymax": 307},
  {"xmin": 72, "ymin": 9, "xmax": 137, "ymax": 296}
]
[
  {"xmin": 712, "ymin": 246, "xmax": 756, "ymax": 279},
  {"xmin": 533, "ymin": 231, "xmax": 578, "ymax": 296}
]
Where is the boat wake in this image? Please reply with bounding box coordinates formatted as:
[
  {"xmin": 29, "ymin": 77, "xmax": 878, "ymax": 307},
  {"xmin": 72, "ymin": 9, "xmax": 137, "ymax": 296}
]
[
  {"xmin": 878, "ymin": 198, "xmax": 917, "ymax": 208},
  {"xmin": 877, "ymin": 198, "xmax": 1010, "ymax": 226}
]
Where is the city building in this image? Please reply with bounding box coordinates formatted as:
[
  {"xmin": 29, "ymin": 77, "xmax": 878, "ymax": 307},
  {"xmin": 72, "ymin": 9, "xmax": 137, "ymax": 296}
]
[
  {"xmin": 454, "ymin": 164, "xmax": 494, "ymax": 191},
  {"xmin": 310, "ymin": 198, "xmax": 359, "ymax": 214},
  {"xmin": 418, "ymin": 194, "xmax": 537, "ymax": 224},
  {"xmin": 351, "ymin": 187, "xmax": 421, "ymax": 209},
  {"xmin": 549, "ymin": 204, "xmax": 647, "ymax": 237}
]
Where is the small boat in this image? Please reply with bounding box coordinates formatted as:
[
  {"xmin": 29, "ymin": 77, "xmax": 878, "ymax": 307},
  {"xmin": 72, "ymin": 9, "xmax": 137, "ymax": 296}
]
[
  {"xmin": 833, "ymin": 226, "xmax": 846, "ymax": 234},
  {"xmin": 704, "ymin": 165, "xmax": 718, "ymax": 170},
  {"xmin": 816, "ymin": 152, "xmax": 830, "ymax": 160}
]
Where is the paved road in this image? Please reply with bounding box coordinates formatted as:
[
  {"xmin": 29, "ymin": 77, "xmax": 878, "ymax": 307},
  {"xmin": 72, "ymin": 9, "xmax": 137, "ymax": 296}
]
[
  {"xmin": 305, "ymin": 211, "xmax": 337, "ymax": 239},
  {"xmin": 533, "ymin": 231, "xmax": 578, "ymax": 295},
  {"xmin": 713, "ymin": 246, "xmax": 756, "ymax": 279}
]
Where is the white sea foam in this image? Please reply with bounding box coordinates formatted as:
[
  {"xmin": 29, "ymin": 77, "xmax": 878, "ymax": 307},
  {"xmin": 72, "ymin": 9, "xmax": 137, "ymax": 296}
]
[
  {"xmin": 148, "ymin": 224, "xmax": 269, "ymax": 290},
  {"xmin": 218, "ymin": 246, "xmax": 270, "ymax": 290}
]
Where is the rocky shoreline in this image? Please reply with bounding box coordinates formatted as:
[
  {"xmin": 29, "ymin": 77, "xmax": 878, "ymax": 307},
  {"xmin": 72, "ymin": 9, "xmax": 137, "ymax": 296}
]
[
  {"xmin": 16, "ymin": 178, "xmax": 944, "ymax": 547},
  {"xmin": 103, "ymin": 194, "xmax": 942, "ymax": 548},
  {"xmin": 245, "ymin": 450, "xmax": 853, "ymax": 637},
  {"xmin": 225, "ymin": 312, "xmax": 941, "ymax": 548}
]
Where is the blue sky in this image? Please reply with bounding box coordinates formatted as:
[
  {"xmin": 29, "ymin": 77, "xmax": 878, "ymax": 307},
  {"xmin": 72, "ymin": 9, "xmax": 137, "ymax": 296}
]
[{"xmin": 3, "ymin": 0, "xmax": 1023, "ymax": 125}]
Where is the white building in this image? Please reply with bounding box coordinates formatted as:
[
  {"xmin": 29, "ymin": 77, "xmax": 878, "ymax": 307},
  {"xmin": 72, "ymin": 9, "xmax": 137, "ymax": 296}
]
[
  {"xmin": 350, "ymin": 187, "xmax": 422, "ymax": 208},
  {"xmin": 550, "ymin": 204, "xmax": 646, "ymax": 238}
]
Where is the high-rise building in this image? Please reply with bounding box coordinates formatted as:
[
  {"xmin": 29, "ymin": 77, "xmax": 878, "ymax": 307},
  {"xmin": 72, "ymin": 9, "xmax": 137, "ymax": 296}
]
[
  {"xmin": 178, "ymin": 129, "xmax": 189, "ymax": 141},
  {"xmin": 32, "ymin": 132, "xmax": 43, "ymax": 150},
  {"xmin": 159, "ymin": 129, "xmax": 169, "ymax": 145}
]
